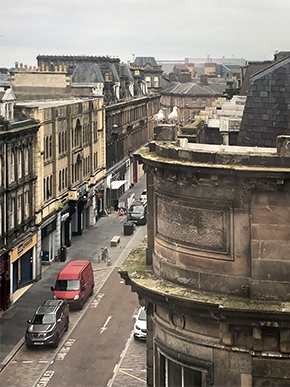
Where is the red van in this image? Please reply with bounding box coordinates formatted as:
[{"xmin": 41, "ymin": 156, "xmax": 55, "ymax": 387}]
[{"xmin": 51, "ymin": 260, "xmax": 94, "ymax": 309}]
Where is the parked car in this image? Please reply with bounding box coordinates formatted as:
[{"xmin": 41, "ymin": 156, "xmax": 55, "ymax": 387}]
[
  {"xmin": 25, "ymin": 299, "xmax": 69, "ymax": 348},
  {"xmin": 134, "ymin": 307, "xmax": 147, "ymax": 340},
  {"xmin": 127, "ymin": 201, "xmax": 147, "ymax": 225},
  {"xmin": 51, "ymin": 260, "xmax": 94, "ymax": 310},
  {"xmin": 140, "ymin": 189, "xmax": 147, "ymax": 203}
]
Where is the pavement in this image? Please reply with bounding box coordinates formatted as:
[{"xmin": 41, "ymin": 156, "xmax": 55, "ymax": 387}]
[{"xmin": 0, "ymin": 176, "xmax": 146, "ymax": 371}]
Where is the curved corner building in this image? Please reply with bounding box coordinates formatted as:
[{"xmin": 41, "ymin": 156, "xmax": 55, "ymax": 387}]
[{"xmin": 119, "ymin": 127, "xmax": 290, "ymax": 387}]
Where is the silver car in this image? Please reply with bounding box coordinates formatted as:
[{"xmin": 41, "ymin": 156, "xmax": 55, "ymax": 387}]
[
  {"xmin": 134, "ymin": 307, "xmax": 147, "ymax": 340},
  {"xmin": 25, "ymin": 299, "xmax": 69, "ymax": 348}
]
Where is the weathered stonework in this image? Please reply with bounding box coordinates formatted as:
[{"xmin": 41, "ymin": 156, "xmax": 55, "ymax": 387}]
[{"xmin": 119, "ymin": 130, "xmax": 290, "ymax": 386}]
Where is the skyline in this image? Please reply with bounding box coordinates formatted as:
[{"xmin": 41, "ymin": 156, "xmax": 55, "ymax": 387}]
[{"xmin": 1, "ymin": 0, "xmax": 290, "ymax": 68}]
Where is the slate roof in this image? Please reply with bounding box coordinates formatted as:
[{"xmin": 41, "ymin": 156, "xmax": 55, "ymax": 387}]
[
  {"xmin": 71, "ymin": 62, "xmax": 104, "ymax": 85},
  {"xmin": 161, "ymin": 81, "xmax": 226, "ymax": 96},
  {"xmin": 134, "ymin": 57, "xmax": 158, "ymax": 67},
  {"xmin": 237, "ymin": 56, "xmax": 290, "ymax": 147},
  {"xmin": 110, "ymin": 63, "xmax": 120, "ymax": 83}
]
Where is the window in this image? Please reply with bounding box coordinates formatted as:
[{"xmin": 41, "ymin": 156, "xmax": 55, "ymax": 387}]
[
  {"xmin": 0, "ymin": 203, "xmax": 2, "ymax": 236},
  {"xmin": 25, "ymin": 191, "xmax": 29, "ymax": 218},
  {"xmin": 65, "ymin": 167, "xmax": 67, "ymax": 188},
  {"xmin": 18, "ymin": 149, "xmax": 22, "ymax": 179},
  {"xmin": 46, "ymin": 176, "xmax": 50, "ymax": 199},
  {"xmin": 145, "ymin": 76, "xmax": 151, "ymax": 88},
  {"xmin": 61, "ymin": 169, "xmax": 65, "ymax": 189},
  {"xmin": 45, "ymin": 137, "xmax": 49, "ymax": 159},
  {"xmin": 59, "ymin": 171, "xmax": 61, "ymax": 191},
  {"xmin": 94, "ymin": 122, "xmax": 98, "ymax": 142},
  {"xmin": 11, "ymin": 198, "xmax": 15, "ymax": 228},
  {"xmin": 160, "ymin": 354, "xmax": 203, "ymax": 387},
  {"xmin": 18, "ymin": 194, "xmax": 22, "ymax": 224},
  {"xmin": 201, "ymin": 99, "xmax": 207, "ymax": 107},
  {"xmin": 64, "ymin": 132, "xmax": 67, "ymax": 151},
  {"xmin": 24, "ymin": 148, "xmax": 29, "ymax": 175},
  {"xmin": 49, "ymin": 136, "xmax": 52, "ymax": 157},
  {"xmin": 11, "ymin": 152, "xmax": 15, "ymax": 182},
  {"xmin": 0, "ymin": 156, "xmax": 2, "ymax": 187},
  {"xmin": 59, "ymin": 133, "xmax": 61, "ymax": 154},
  {"xmin": 192, "ymin": 99, "xmax": 197, "ymax": 107},
  {"xmin": 154, "ymin": 76, "xmax": 159, "ymax": 88}
]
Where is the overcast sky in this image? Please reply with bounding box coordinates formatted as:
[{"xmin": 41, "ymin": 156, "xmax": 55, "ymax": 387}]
[{"xmin": 1, "ymin": 0, "xmax": 290, "ymax": 68}]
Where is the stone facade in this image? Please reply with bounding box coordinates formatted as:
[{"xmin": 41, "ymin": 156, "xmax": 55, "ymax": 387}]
[
  {"xmin": 0, "ymin": 118, "xmax": 39, "ymax": 309},
  {"xmin": 15, "ymin": 98, "xmax": 106, "ymax": 274},
  {"xmin": 120, "ymin": 128, "xmax": 290, "ymax": 386}
]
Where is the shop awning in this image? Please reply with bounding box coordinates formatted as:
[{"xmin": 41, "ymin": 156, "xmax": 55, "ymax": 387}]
[{"xmin": 110, "ymin": 180, "xmax": 127, "ymax": 190}]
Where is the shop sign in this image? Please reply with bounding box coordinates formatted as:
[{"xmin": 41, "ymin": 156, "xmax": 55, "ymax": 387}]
[
  {"xmin": 41, "ymin": 219, "xmax": 57, "ymax": 239},
  {"xmin": 61, "ymin": 213, "xmax": 70, "ymax": 222},
  {"xmin": 11, "ymin": 233, "xmax": 37, "ymax": 263}
]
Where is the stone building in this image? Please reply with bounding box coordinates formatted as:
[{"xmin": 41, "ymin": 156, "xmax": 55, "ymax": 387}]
[
  {"xmin": 11, "ymin": 56, "xmax": 160, "ymax": 205},
  {"xmin": 161, "ymin": 79, "xmax": 226, "ymax": 124},
  {"xmin": 0, "ymin": 116, "xmax": 39, "ymax": 310},
  {"xmin": 120, "ymin": 127, "xmax": 290, "ymax": 386},
  {"xmin": 14, "ymin": 98, "xmax": 106, "ymax": 274}
]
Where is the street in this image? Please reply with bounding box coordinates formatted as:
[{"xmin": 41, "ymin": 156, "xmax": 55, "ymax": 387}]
[{"xmin": 0, "ymin": 178, "xmax": 147, "ymax": 387}]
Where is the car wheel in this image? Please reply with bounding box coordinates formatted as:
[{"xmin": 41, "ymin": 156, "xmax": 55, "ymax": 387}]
[
  {"xmin": 64, "ymin": 317, "xmax": 69, "ymax": 332},
  {"xmin": 26, "ymin": 342, "xmax": 33, "ymax": 349},
  {"xmin": 89, "ymin": 286, "xmax": 94, "ymax": 297},
  {"xmin": 80, "ymin": 299, "xmax": 84, "ymax": 310},
  {"xmin": 52, "ymin": 333, "xmax": 59, "ymax": 348}
]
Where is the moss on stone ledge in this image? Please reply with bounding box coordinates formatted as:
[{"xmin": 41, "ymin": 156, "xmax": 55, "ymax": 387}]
[{"xmin": 119, "ymin": 238, "xmax": 290, "ymax": 315}]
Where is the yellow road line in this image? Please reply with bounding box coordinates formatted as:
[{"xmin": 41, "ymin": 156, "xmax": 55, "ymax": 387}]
[{"xmin": 119, "ymin": 369, "xmax": 146, "ymax": 383}]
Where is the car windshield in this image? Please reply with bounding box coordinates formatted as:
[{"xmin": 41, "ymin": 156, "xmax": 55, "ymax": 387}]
[
  {"xmin": 32, "ymin": 314, "xmax": 55, "ymax": 324},
  {"xmin": 129, "ymin": 205, "xmax": 144, "ymax": 214},
  {"xmin": 55, "ymin": 279, "xmax": 80, "ymax": 291},
  {"xmin": 138, "ymin": 309, "xmax": 146, "ymax": 321}
]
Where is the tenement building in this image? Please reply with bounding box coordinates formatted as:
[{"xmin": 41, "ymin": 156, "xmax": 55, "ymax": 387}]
[
  {"xmin": 14, "ymin": 98, "xmax": 106, "ymax": 274},
  {"xmin": 11, "ymin": 55, "xmax": 160, "ymax": 206},
  {"xmin": 0, "ymin": 115, "xmax": 39, "ymax": 310},
  {"xmin": 119, "ymin": 126, "xmax": 290, "ymax": 386}
]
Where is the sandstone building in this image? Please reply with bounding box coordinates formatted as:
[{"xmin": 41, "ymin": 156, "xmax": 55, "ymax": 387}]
[
  {"xmin": 0, "ymin": 109, "xmax": 39, "ymax": 310},
  {"xmin": 14, "ymin": 98, "xmax": 106, "ymax": 277},
  {"xmin": 120, "ymin": 127, "xmax": 290, "ymax": 386}
]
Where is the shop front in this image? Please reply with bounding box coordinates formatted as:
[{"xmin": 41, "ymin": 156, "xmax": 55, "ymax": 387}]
[
  {"xmin": 11, "ymin": 233, "xmax": 37, "ymax": 293},
  {"xmin": 70, "ymin": 183, "xmax": 88, "ymax": 236},
  {"xmin": 0, "ymin": 252, "xmax": 10, "ymax": 311},
  {"xmin": 41, "ymin": 219, "xmax": 57, "ymax": 263}
]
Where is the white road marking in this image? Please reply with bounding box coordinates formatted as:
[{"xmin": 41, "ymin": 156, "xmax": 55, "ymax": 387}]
[
  {"xmin": 56, "ymin": 338, "xmax": 76, "ymax": 361},
  {"xmin": 36, "ymin": 370, "xmax": 54, "ymax": 387},
  {"xmin": 22, "ymin": 360, "xmax": 33, "ymax": 363},
  {"xmin": 100, "ymin": 316, "xmax": 112, "ymax": 334},
  {"xmin": 90, "ymin": 293, "xmax": 105, "ymax": 308}
]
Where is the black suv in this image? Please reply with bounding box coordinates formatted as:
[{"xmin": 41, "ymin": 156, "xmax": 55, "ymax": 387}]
[
  {"xmin": 127, "ymin": 201, "xmax": 147, "ymax": 225},
  {"xmin": 25, "ymin": 299, "xmax": 69, "ymax": 348}
]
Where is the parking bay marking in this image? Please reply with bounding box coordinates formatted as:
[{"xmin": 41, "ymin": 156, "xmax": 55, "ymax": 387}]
[
  {"xmin": 100, "ymin": 316, "xmax": 112, "ymax": 334},
  {"xmin": 119, "ymin": 369, "xmax": 146, "ymax": 383}
]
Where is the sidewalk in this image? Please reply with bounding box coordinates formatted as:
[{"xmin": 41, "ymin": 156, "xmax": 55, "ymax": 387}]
[{"xmin": 0, "ymin": 176, "xmax": 146, "ymax": 368}]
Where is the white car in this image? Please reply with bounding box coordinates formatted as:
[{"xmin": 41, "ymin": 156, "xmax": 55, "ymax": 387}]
[
  {"xmin": 134, "ymin": 307, "xmax": 147, "ymax": 340},
  {"xmin": 140, "ymin": 189, "xmax": 147, "ymax": 203}
]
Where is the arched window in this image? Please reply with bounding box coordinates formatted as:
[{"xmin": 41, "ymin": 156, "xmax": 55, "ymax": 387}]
[
  {"xmin": 145, "ymin": 76, "xmax": 151, "ymax": 88},
  {"xmin": 154, "ymin": 76, "xmax": 159, "ymax": 88},
  {"xmin": 65, "ymin": 167, "xmax": 68, "ymax": 187},
  {"xmin": 65, "ymin": 132, "xmax": 67, "ymax": 151}
]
